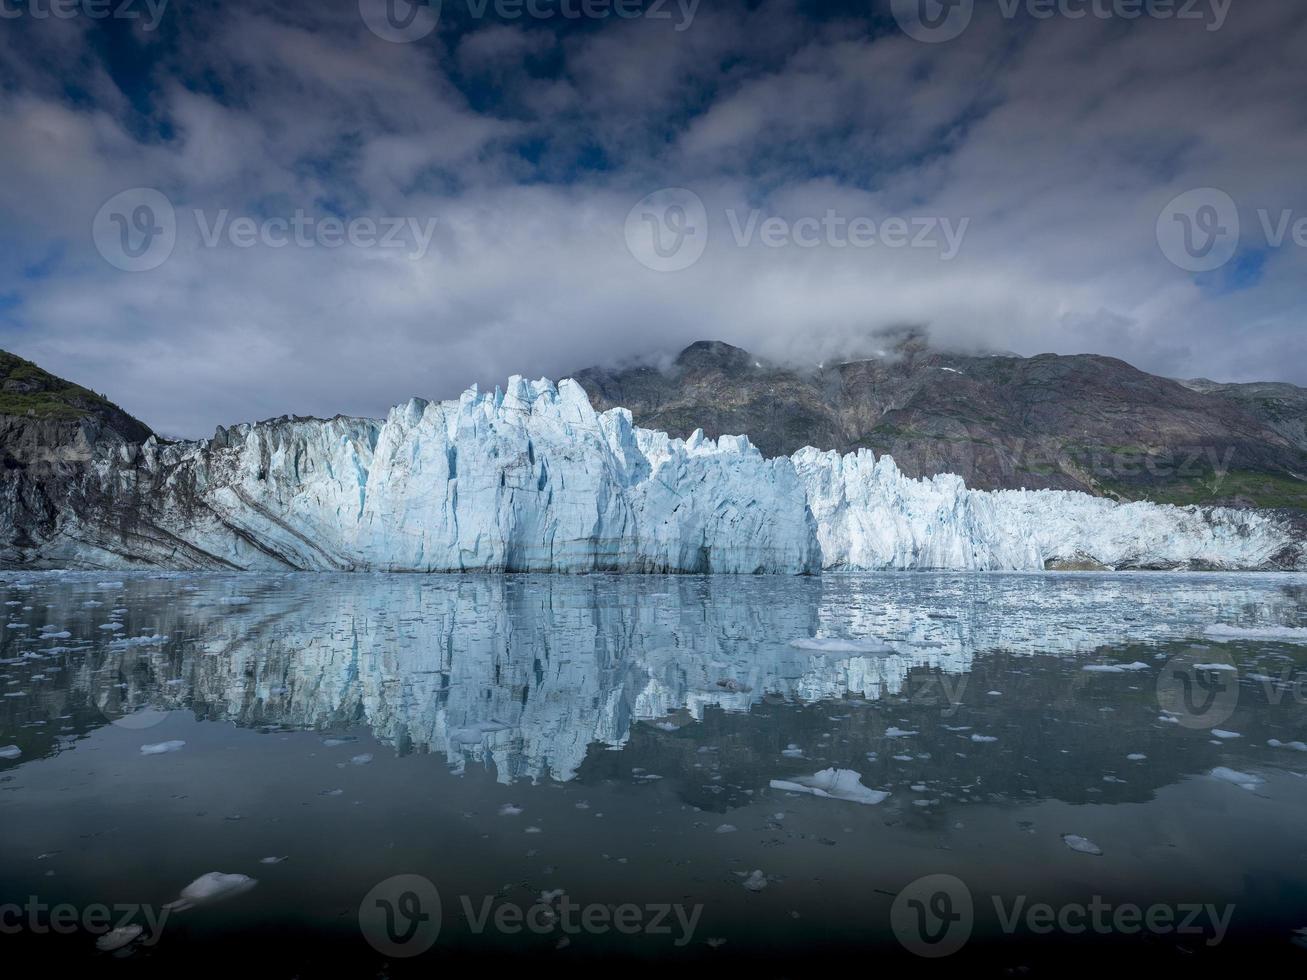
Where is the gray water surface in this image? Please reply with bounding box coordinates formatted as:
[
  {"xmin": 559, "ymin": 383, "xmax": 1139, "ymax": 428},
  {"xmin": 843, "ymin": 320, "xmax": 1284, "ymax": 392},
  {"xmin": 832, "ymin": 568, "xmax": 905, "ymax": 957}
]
[{"xmin": 2, "ymin": 571, "xmax": 1306, "ymax": 973}]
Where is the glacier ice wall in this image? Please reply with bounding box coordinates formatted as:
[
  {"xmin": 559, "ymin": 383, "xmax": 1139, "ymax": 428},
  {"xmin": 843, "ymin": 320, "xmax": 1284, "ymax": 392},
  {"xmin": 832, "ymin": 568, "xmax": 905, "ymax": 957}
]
[
  {"xmin": 13, "ymin": 376, "xmax": 1306, "ymax": 572},
  {"xmin": 795, "ymin": 447, "xmax": 1303, "ymax": 572},
  {"xmin": 46, "ymin": 377, "xmax": 820, "ymax": 573}
]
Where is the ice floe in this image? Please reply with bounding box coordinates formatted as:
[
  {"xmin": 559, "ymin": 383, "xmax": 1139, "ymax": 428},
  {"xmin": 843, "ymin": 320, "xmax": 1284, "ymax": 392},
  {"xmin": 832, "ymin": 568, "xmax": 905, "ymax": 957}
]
[{"xmin": 769, "ymin": 768, "xmax": 889, "ymax": 805}]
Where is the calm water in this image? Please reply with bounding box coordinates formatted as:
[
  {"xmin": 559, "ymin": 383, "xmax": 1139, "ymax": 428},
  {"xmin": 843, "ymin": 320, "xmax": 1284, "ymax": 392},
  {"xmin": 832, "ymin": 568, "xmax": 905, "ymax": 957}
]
[{"xmin": 2, "ymin": 571, "xmax": 1307, "ymax": 974}]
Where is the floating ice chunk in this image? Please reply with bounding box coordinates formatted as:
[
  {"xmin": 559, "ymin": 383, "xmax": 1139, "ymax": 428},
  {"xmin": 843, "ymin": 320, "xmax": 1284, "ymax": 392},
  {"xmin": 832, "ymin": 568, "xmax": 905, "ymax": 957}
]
[
  {"xmin": 259, "ymin": 856, "xmax": 288, "ymax": 864},
  {"xmin": 1126, "ymin": 753, "xmax": 1147, "ymax": 761},
  {"xmin": 789, "ymin": 638, "xmax": 895, "ymax": 653},
  {"xmin": 96, "ymin": 582, "xmax": 124, "ymax": 588},
  {"xmin": 1204, "ymin": 625, "xmax": 1307, "ymax": 643},
  {"xmin": 781, "ymin": 743, "xmax": 804, "ymax": 758},
  {"xmin": 970, "ymin": 734, "xmax": 998, "ymax": 743},
  {"xmin": 741, "ymin": 870, "xmax": 768, "ymax": 892},
  {"xmin": 1268, "ymin": 740, "xmax": 1307, "ymax": 752},
  {"xmin": 1061, "ymin": 834, "xmax": 1103, "ymax": 856},
  {"xmin": 715, "ymin": 824, "xmax": 738, "ymax": 834},
  {"xmin": 350, "ymin": 753, "xmax": 373, "ymax": 766},
  {"xmin": 1082, "ymin": 662, "xmax": 1150, "ymax": 673},
  {"xmin": 140, "ymin": 740, "xmax": 185, "ymax": 755},
  {"xmin": 498, "ymin": 804, "xmax": 523, "ymax": 816},
  {"xmin": 169, "ymin": 872, "xmax": 257, "ymax": 910},
  {"xmin": 1209, "ymin": 767, "xmax": 1262, "ymax": 791},
  {"xmin": 218, "ymin": 596, "xmax": 252, "ymax": 605},
  {"xmin": 768, "ymin": 768, "xmax": 889, "ymax": 805},
  {"xmin": 885, "ymin": 727, "xmax": 918, "ymax": 738},
  {"xmin": 0, "ymin": 744, "xmax": 20, "ymax": 759},
  {"xmin": 1210, "ymin": 730, "xmax": 1241, "ymax": 740},
  {"xmin": 95, "ymin": 924, "xmax": 142, "ymax": 952},
  {"xmin": 1193, "ymin": 663, "xmax": 1238, "ymax": 672}
]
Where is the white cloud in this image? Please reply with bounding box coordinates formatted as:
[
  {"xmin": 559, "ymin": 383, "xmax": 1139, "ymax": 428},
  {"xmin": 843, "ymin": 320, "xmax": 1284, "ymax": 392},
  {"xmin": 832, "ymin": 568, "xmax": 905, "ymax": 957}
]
[{"xmin": 0, "ymin": 0, "xmax": 1304, "ymax": 436}]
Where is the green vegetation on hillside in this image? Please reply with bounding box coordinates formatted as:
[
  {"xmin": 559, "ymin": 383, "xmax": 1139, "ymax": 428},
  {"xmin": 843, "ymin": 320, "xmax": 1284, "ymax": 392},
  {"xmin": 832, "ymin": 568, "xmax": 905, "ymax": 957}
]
[
  {"xmin": 1104, "ymin": 470, "xmax": 1307, "ymax": 511},
  {"xmin": 0, "ymin": 350, "xmax": 121, "ymax": 422}
]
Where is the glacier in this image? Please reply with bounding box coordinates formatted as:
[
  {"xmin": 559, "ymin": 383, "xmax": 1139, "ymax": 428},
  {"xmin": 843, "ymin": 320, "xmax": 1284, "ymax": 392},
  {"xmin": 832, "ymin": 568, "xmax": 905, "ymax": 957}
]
[{"xmin": 10, "ymin": 375, "xmax": 1305, "ymax": 572}]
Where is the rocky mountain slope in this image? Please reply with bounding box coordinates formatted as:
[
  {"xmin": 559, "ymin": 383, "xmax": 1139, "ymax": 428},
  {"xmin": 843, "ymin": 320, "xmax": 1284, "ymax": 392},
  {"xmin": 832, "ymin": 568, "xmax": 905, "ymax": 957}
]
[
  {"xmin": 1, "ymin": 351, "xmax": 154, "ymax": 563},
  {"xmin": 575, "ymin": 340, "xmax": 1307, "ymax": 511},
  {"xmin": 1179, "ymin": 378, "xmax": 1307, "ymax": 456}
]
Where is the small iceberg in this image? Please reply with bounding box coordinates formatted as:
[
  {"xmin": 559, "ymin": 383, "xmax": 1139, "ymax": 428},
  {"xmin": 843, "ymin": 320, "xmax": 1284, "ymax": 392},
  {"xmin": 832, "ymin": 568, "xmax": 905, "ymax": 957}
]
[
  {"xmin": 769, "ymin": 768, "xmax": 889, "ymax": 805},
  {"xmin": 167, "ymin": 872, "xmax": 257, "ymax": 910},
  {"xmin": 140, "ymin": 740, "xmax": 186, "ymax": 755},
  {"xmin": 95, "ymin": 924, "xmax": 142, "ymax": 952},
  {"xmin": 1268, "ymin": 739, "xmax": 1307, "ymax": 752},
  {"xmin": 1061, "ymin": 834, "xmax": 1103, "ymax": 856},
  {"xmin": 1209, "ymin": 767, "xmax": 1262, "ymax": 791}
]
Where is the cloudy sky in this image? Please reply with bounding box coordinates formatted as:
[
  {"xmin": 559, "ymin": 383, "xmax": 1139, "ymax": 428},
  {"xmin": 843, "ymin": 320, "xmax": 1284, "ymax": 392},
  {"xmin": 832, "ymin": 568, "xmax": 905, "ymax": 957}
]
[{"xmin": 1, "ymin": 0, "xmax": 1304, "ymax": 436}]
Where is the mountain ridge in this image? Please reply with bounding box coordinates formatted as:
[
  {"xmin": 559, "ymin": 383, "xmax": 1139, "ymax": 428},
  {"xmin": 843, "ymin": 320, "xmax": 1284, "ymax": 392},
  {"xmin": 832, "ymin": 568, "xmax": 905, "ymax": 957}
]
[{"xmin": 574, "ymin": 340, "xmax": 1307, "ymax": 511}]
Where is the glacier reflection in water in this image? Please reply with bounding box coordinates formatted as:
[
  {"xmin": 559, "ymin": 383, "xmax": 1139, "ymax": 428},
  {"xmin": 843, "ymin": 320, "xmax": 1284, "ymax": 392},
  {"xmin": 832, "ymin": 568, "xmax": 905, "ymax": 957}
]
[{"xmin": 3, "ymin": 571, "xmax": 1306, "ymax": 784}]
